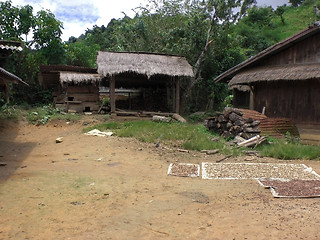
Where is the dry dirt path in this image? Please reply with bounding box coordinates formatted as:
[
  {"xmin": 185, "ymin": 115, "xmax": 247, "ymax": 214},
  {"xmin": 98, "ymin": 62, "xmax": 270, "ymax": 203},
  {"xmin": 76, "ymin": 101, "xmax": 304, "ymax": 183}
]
[{"xmin": 0, "ymin": 118, "xmax": 320, "ymax": 240}]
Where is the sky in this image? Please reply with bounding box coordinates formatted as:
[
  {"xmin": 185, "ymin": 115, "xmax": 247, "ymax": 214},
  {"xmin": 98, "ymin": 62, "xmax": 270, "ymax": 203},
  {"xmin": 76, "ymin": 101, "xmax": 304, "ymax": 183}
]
[{"xmin": 9, "ymin": 0, "xmax": 289, "ymax": 41}]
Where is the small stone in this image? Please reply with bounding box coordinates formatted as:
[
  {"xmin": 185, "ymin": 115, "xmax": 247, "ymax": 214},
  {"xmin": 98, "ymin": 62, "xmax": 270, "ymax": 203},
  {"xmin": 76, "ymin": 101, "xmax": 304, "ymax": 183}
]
[{"xmin": 56, "ymin": 137, "xmax": 63, "ymax": 143}]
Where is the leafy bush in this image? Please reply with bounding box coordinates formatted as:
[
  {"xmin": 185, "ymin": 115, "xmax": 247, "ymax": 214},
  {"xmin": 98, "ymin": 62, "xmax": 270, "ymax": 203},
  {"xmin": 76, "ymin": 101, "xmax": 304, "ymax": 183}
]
[{"xmin": 26, "ymin": 105, "xmax": 80, "ymax": 125}]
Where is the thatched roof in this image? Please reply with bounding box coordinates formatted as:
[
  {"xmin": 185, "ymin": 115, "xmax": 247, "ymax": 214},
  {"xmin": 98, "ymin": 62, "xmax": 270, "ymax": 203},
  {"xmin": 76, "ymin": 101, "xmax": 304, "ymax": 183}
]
[
  {"xmin": 229, "ymin": 63, "xmax": 320, "ymax": 86},
  {"xmin": 39, "ymin": 65, "xmax": 100, "ymax": 88},
  {"xmin": 59, "ymin": 72, "xmax": 101, "ymax": 84},
  {"xmin": 215, "ymin": 23, "xmax": 320, "ymax": 83},
  {"xmin": 97, "ymin": 51, "xmax": 194, "ymax": 79},
  {"xmin": 0, "ymin": 67, "xmax": 27, "ymax": 85}
]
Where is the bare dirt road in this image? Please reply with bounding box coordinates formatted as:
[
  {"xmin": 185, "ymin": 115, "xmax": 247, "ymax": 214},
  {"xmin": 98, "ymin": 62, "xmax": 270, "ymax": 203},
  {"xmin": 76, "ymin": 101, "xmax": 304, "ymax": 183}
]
[{"xmin": 0, "ymin": 118, "xmax": 320, "ymax": 240}]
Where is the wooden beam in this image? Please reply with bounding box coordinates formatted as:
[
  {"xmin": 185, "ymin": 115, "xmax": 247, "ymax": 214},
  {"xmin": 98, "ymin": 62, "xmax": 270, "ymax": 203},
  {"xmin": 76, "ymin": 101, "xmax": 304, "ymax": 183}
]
[
  {"xmin": 175, "ymin": 77, "xmax": 180, "ymax": 114},
  {"xmin": 110, "ymin": 75, "xmax": 116, "ymax": 113}
]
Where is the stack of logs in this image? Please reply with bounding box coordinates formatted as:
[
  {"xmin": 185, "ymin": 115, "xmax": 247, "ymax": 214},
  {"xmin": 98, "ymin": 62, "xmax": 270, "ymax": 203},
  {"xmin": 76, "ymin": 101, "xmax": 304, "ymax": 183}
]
[{"xmin": 205, "ymin": 107, "xmax": 261, "ymax": 139}]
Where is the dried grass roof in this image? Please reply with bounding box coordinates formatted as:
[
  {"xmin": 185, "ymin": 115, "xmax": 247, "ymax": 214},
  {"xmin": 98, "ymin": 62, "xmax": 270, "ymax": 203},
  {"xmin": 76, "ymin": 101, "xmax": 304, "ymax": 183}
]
[
  {"xmin": 59, "ymin": 72, "xmax": 101, "ymax": 84},
  {"xmin": 216, "ymin": 23, "xmax": 320, "ymax": 83},
  {"xmin": 229, "ymin": 63, "xmax": 320, "ymax": 86},
  {"xmin": 97, "ymin": 51, "xmax": 194, "ymax": 79}
]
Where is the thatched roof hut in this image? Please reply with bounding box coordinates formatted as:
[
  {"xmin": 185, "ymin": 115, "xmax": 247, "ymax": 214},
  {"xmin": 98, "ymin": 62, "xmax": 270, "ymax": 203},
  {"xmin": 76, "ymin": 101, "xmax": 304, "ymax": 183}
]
[
  {"xmin": 97, "ymin": 51, "xmax": 194, "ymax": 114},
  {"xmin": 97, "ymin": 51, "xmax": 194, "ymax": 79}
]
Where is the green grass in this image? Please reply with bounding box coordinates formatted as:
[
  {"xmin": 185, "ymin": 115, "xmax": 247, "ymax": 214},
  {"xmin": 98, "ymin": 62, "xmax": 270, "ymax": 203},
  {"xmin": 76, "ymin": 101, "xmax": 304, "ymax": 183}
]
[
  {"xmin": 0, "ymin": 104, "xmax": 23, "ymax": 121},
  {"xmin": 26, "ymin": 105, "xmax": 80, "ymax": 124},
  {"xmin": 85, "ymin": 120, "xmax": 320, "ymax": 160},
  {"xmin": 84, "ymin": 120, "xmax": 236, "ymax": 153},
  {"xmin": 257, "ymin": 138, "xmax": 320, "ymax": 160}
]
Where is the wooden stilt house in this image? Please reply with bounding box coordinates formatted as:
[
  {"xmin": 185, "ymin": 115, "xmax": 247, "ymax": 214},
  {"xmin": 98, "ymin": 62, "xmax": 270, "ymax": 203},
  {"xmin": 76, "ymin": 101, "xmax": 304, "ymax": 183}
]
[
  {"xmin": 96, "ymin": 51, "xmax": 194, "ymax": 115},
  {"xmin": 215, "ymin": 23, "xmax": 320, "ymax": 144},
  {"xmin": 39, "ymin": 65, "xmax": 101, "ymax": 113}
]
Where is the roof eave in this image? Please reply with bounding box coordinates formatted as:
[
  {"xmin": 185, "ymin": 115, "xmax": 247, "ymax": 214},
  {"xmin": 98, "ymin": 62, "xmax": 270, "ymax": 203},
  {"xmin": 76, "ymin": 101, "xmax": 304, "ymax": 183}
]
[{"xmin": 215, "ymin": 23, "xmax": 320, "ymax": 83}]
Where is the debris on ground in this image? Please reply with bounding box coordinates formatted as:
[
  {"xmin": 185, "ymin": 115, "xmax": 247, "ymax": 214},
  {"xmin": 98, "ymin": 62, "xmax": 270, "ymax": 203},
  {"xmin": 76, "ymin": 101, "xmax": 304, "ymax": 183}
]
[
  {"xmin": 85, "ymin": 129, "xmax": 113, "ymax": 137},
  {"xmin": 152, "ymin": 115, "xmax": 171, "ymax": 123},
  {"xmin": 55, "ymin": 137, "xmax": 63, "ymax": 143},
  {"xmin": 237, "ymin": 135, "xmax": 268, "ymax": 148},
  {"xmin": 200, "ymin": 149, "xmax": 219, "ymax": 155}
]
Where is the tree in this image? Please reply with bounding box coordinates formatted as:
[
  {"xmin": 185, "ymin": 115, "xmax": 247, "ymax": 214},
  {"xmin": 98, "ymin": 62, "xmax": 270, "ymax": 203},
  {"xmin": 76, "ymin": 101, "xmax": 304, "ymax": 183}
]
[
  {"xmin": 1, "ymin": 1, "xmax": 65, "ymax": 104},
  {"xmin": 0, "ymin": 0, "xmax": 34, "ymax": 40},
  {"xmin": 275, "ymin": 5, "xmax": 286, "ymax": 25},
  {"xmin": 289, "ymin": 0, "xmax": 304, "ymax": 7}
]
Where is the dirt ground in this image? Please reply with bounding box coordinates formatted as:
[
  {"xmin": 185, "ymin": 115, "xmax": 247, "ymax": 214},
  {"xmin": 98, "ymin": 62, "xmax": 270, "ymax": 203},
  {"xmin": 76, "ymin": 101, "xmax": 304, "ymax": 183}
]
[{"xmin": 0, "ymin": 117, "xmax": 320, "ymax": 240}]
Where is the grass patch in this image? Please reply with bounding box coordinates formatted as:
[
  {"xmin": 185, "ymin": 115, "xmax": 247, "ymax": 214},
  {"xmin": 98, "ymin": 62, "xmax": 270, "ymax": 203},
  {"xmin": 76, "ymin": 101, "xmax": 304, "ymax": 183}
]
[
  {"xmin": 257, "ymin": 138, "xmax": 320, "ymax": 160},
  {"xmin": 26, "ymin": 105, "xmax": 81, "ymax": 125},
  {"xmin": 85, "ymin": 120, "xmax": 320, "ymax": 160},
  {"xmin": 0, "ymin": 104, "xmax": 23, "ymax": 121},
  {"xmin": 84, "ymin": 120, "xmax": 236, "ymax": 153}
]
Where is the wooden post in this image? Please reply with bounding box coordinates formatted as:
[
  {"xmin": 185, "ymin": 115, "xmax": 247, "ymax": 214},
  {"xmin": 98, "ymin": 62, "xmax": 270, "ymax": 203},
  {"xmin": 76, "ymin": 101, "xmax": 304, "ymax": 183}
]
[
  {"xmin": 172, "ymin": 78, "xmax": 176, "ymax": 112},
  {"xmin": 110, "ymin": 75, "xmax": 116, "ymax": 113},
  {"xmin": 166, "ymin": 83, "xmax": 170, "ymax": 109},
  {"xmin": 4, "ymin": 81, "xmax": 10, "ymax": 103},
  {"xmin": 175, "ymin": 77, "xmax": 180, "ymax": 114},
  {"xmin": 249, "ymin": 85, "xmax": 254, "ymax": 110}
]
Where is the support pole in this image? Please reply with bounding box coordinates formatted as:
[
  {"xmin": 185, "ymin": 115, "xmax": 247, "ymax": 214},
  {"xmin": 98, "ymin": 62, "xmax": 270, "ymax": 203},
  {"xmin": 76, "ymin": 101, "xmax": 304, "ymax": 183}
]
[
  {"xmin": 172, "ymin": 78, "xmax": 176, "ymax": 112},
  {"xmin": 110, "ymin": 75, "xmax": 116, "ymax": 113},
  {"xmin": 175, "ymin": 77, "xmax": 180, "ymax": 114}
]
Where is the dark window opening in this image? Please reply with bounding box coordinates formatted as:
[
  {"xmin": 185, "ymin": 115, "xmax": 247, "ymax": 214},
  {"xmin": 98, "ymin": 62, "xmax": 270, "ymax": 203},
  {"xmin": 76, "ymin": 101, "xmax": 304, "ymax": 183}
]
[
  {"xmin": 68, "ymin": 97, "xmax": 74, "ymax": 101},
  {"xmin": 84, "ymin": 107, "xmax": 91, "ymax": 112}
]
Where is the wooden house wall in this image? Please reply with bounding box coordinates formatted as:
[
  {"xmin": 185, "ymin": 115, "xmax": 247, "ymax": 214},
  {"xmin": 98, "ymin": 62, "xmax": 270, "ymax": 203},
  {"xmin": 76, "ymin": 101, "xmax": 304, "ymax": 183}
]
[
  {"xmin": 253, "ymin": 80, "xmax": 320, "ymax": 123},
  {"xmin": 263, "ymin": 33, "xmax": 320, "ymax": 66},
  {"xmin": 55, "ymin": 85, "xmax": 100, "ymax": 112},
  {"xmin": 252, "ymin": 79, "xmax": 320, "ymax": 144}
]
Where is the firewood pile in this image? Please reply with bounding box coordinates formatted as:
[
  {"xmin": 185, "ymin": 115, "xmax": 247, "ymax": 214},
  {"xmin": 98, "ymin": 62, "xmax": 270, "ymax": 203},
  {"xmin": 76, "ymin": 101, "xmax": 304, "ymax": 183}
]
[{"xmin": 205, "ymin": 107, "xmax": 262, "ymax": 140}]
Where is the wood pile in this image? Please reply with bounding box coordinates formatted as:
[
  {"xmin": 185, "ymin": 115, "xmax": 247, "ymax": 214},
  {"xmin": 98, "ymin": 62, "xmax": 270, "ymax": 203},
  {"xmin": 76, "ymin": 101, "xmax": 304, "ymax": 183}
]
[{"xmin": 205, "ymin": 107, "xmax": 261, "ymax": 140}]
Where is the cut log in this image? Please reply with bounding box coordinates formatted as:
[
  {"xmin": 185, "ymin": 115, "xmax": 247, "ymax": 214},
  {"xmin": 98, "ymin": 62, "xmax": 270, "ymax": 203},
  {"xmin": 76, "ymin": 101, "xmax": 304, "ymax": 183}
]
[{"xmin": 172, "ymin": 113, "xmax": 187, "ymax": 123}]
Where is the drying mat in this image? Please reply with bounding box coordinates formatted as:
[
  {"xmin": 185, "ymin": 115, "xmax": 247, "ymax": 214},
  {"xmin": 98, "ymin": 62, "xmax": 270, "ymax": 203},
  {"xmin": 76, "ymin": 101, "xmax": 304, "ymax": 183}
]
[
  {"xmin": 258, "ymin": 179, "xmax": 320, "ymax": 198},
  {"xmin": 202, "ymin": 163, "xmax": 320, "ymax": 180},
  {"xmin": 168, "ymin": 163, "xmax": 200, "ymax": 177}
]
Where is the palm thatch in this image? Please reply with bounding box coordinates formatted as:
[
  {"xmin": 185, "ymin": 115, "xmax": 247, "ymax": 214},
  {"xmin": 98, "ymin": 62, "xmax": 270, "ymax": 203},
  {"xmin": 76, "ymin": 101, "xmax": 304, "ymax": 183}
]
[
  {"xmin": 97, "ymin": 51, "xmax": 194, "ymax": 79},
  {"xmin": 229, "ymin": 63, "xmax": 320, "ymax": 86},
  {"xmin": 59, "ymin": 72, "xmax": 101, "ymax": 84}
]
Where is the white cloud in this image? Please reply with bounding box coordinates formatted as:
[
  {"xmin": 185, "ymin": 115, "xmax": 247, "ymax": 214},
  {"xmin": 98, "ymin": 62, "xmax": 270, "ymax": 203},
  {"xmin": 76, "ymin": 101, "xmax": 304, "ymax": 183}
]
[{"xmin": 9, "ymin": 0, "xmax": 288, "ymax": 41}]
